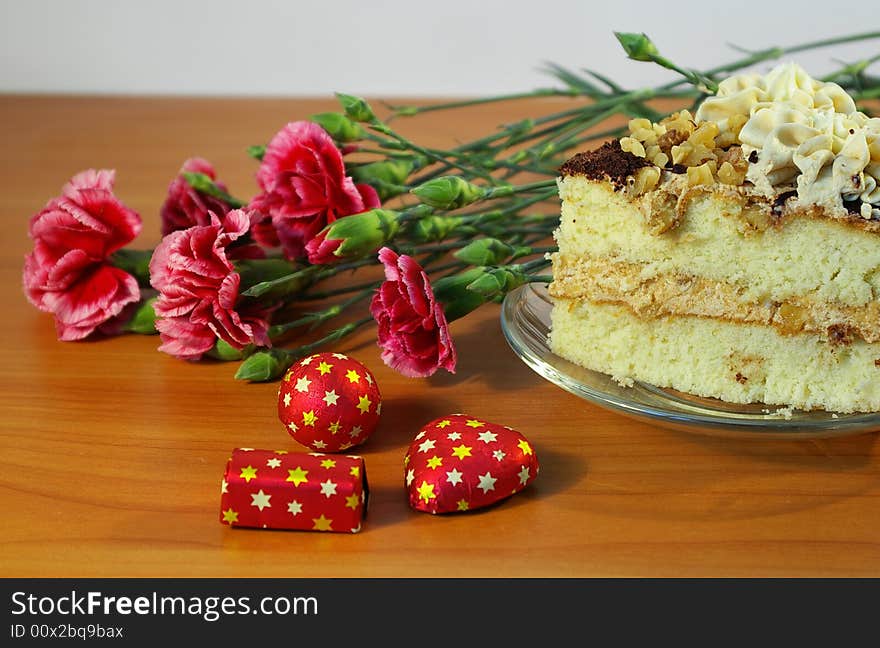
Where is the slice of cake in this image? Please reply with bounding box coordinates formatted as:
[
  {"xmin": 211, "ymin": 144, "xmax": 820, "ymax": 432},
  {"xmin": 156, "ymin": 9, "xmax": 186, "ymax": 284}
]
[{"xmin": 550, "ymin": 63, "xmax": 880, "ymax": 413}]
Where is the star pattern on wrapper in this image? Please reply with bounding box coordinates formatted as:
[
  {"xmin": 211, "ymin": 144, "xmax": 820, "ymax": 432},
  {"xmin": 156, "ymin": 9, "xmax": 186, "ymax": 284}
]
[
  {"xmin": 240, "ymin": 465, "xmax": 258, "ymax": 482},
  {"xmin": 322, "ymin": 390, "xmax": 339, "ymax": 406},
  {"xmin": 295, "ymin": 376, "xmax": 312, "ymax": 393},
  {"xmin": 221, "ymin": 450, "xmax": 366, "ymax": 534},
  {"xmin": 345, "ymin": 370, "xmax": 360, "ymax": 384},
  {"xmin": 357, "ymin": 395, "xmax": 372, "ymax": 414},
  {"xmin": 317, "ymin": 361, "xmax": 333, "ymax": 375},
  {"xmin": 320, "ymin": 479, "xmax": 338, "ymax": 498},
  {"xmin": 286, "ymin": 466, "xmax": 309, "ymax": 486},
  {"xmin": 312, "ymin": 515, "xmax": 333, "ymax": 531},
  {"xmin": 477, "ymin": 472, "xmax": 497, "ymax": 494},
  {"xmin": 403, "ymin": 415, "xmax": 539, "ymax": 515},
  {"xmin": 283, "ymin": 393, "xmax": 292, "ymax": 407},
  {"xmin": 250, "ymin": 489, "xmax": 272, "ymax": 511}
]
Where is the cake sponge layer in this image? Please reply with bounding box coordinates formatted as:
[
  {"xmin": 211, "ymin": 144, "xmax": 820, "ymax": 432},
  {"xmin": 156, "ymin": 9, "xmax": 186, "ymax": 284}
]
[
  {"xmin": 550, "ymin": 298, "xmax": 880, "ymax": 413},
  {"xmin": 556, "ymin": 176, "xmax": 880, "ymax": 307}
]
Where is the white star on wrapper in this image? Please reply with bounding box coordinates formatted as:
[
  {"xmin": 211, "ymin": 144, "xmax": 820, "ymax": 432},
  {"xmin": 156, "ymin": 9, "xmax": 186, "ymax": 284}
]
[
  {"xmin": 406, "ymin": 469, "xmax": 415, "ymax": 486},
  {"xmin": 295, "ymin": 376, "xmax": 312, "ymax": 393},
  {"xmin": 493, "ymin": 449, "xmax": 506, "ymax": 462},
  {"xmin": 446, "ymin": 468, "xmax": 463, "ymax": 486},
  {"xmin": 415, "ymin": 430, "xmax": 426, "ymax": 440},
  {"xmin": 477, "ymin": 472, "xmax": 497, "ymax": 494},
  {"xmin": 288, "ymin": 421, "xmax": 299, "ymax": 433},
  {"xmin": 221, "ymin": 479, "xmax": 228, "ymax": 494},
  {"xmin": 287, "ymin": 500, "xmax": 303, "ymax": 516},
  {"xmin": 364, "ymin": 372, "xmax": 373, "ymax": 385},
  {"xmin": 250, "ymin": 490, "xmax": 272, "ymax": 511},
  {"xmin": 312, "ymin": 439, "xmax": 327, "ymax": 450},
  {"xmin": 417, "ymin": 439, "xmax": 437, "ymax": 453},
  {"xmin": 322, "ymin": 390, "xmax": 340, "ymax": 406},
  {"xmin": 447, "ymin": 431, "xmax": 462, "ymax": 441},
  {"xmin": 349, "ymin": 425, "xmax": 362, "ymax": 438},
  {"xmin": 283, "ymin": 392, "xmax": 292, "ymax": 407},
  {"xmin": 477, "ymin": 431, "xmax": 498, "ymax": 444},
  {"xmin": 319, "ymin": 479, "xmax": 338, "ymax": 498},
  {"xmin": 332, "ymin": 353, "xmax": 348, "ymax": 360},
  {"xmin": 266, "ymin": 458, "xmax": 282, "ymax": 469},
  {"xmin": 518, "ymin": 466, "xmax": 530, "ymax": 485},
  {"xmin": 300, "ymin": 355, "xmax": 315, "ymax": 365}
]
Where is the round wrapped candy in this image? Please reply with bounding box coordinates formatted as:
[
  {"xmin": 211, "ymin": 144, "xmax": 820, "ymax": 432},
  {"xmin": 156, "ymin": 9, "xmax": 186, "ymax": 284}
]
[
  {"xmin": 278, "ymin": 352, "xmax": 381, "ymax": 452},
  {"xmin": 405, "ymin": 414, "xmax": 539, "ymax": 514}
]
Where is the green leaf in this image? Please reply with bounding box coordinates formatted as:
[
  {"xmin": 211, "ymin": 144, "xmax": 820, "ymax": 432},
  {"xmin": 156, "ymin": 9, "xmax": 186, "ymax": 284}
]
[
  {"xmin": 239, "ymin": 266, "xmax": 319, "ymax": 300},
  {"xmin": 247, "ymin": 144, "xmax": 266, "ymax": 161}
]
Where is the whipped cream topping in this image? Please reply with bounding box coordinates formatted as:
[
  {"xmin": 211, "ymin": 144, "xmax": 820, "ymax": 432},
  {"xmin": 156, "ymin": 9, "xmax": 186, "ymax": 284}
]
[{"xmin": 695, "ymin": 63, "xmax": 880, "ymax": 218}]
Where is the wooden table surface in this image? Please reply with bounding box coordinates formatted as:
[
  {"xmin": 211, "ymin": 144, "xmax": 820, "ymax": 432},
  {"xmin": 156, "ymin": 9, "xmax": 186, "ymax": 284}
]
[{"xmin": 1, "ymin": 95, "xmax": 878, "ymax": 578}]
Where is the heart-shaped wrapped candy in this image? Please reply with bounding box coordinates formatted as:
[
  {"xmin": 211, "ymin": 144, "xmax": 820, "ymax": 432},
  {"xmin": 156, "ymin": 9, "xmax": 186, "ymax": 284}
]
[
  {"xmin": 404, "ymin": 414, "xmax": 539, "ymax": 514},
  {"xmin": 278, "ymin": 352, "xmax": 381, "ymax": 453}
]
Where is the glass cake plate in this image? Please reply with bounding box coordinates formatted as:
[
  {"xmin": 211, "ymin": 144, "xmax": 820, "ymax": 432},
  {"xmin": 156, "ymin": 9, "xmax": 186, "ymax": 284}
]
[{"xmin": 500, "ymin": 283, "xmax": 880, "ymax": 439}]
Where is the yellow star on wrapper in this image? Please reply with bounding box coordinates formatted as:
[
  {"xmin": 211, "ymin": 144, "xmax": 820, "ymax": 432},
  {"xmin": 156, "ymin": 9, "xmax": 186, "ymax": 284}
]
[
  {"xmin": 286, "ymin": 466, "xmax": 309, "ymax": 486},
  {"xmin": 328, "ymin": 420, "xmax": 341, "ymax": 435},
  {"xmin": 302, "ymin": 410, "xmax": 318, "ymax": 426},
  {"xmin": 345, "ymin": 369, "xmax": 361, "ymax": 383},
  {"xmin": 436, "ymin": 419, "xmax": 451, "ymax": 428},
  {"xmin": 239, "ymin": 465, "xmax": 258, "ymax": 482},
  {"xmin": 465, "ymin": 419, "xmax": 485, "ymax": 428},
  {"xmin": 426, "ymin": 456, "xmax": 443, "ymax": 469},
  {"xmin": 417, "ymin": 481, "xmax": 436, "ymax": 503},
  {"xmin": 222, "ymin": 508, "xmax": 239, "ymax": 524},
  {"xmin": 345, "ymin": 494, "xmax": 360, "ymax": 510},
  {"xmin": 320, "ymin": 458, "xmax": 337, "ymax": 469},
  {"xmin": 456, "ymin": 499, "xmax": 469, "ymax": 511},
  {"xmin": 357, "ymin": 395, "xmax": 372, "ymax": 414},
  {"xmin": 317, "ymin": 361, "xmax": 333, "ymax": 375},
  {"xmin": 451, "ymin": 444, "xmax": 472, "ymax": 459},
  {"xmin": 350, "ymin": 465, "xmax": 360, "ymax": 477},
  {"xmin": 518, "ymin": 439, "xmax": 533, "ymax": 455},
  {"xmin": 312, "ymin": 515, "xmax": 333, "ymax": 531}
]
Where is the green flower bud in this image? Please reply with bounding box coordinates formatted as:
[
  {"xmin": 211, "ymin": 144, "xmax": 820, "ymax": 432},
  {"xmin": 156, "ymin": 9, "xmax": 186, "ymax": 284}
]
[
  {"xmin": 234, "ymin": 349, "xmax": 292, "ymax": 382},
  {"xmin": 246, "ymin": 144, "xmax": 266, "ymax": 161},
  {"xmin": 315, "ymin": 208, "xmax": 401, "ymax": 261},
  {"xmin": 614, "ymin": 32, "xmax": 660, "ymax": 62},
  {"xmin": 406, "ymin": 215, "xmax": 465, "ymax": 243},
  {"xmin": 432, "ymin": 267, "xmax": 489, "ymax": 322},
  {"xmin": 465, "ymin": 266, "xmax": 530, "ymax": 300},
  {"xmin": 335, "ymin": 93, "xmax": 377, "ymax": 123},
  {"xmin": 453, "ymin": 238, "xmax": 515, "ymax": 266},
  {"xmin": 348, "ymin": 159, "xmax": 418, "ymax": 201},
  {"xmin": 411, "ymin": 176, "xmax": 486, "ymax": 210},
  {"xmin": 309, "ymin": 112, "xmax": 366, "ymax": 142}
]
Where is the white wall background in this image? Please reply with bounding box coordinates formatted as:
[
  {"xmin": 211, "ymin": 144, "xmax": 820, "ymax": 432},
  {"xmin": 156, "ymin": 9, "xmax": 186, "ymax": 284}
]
[{"xmin": 1, "ymin": 0, "xmax": 878, "ymax": 96}]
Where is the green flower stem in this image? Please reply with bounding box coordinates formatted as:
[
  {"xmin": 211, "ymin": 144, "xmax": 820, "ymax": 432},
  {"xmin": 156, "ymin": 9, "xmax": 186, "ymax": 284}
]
[
  {"xmin": 387, "ymin": 88, "xmax": 576, "ymax": 118},
  {"xmin": 269, "ymin": 289, "xmax": 373, "ymax": 338},
  {"xmin": 286, "ymin": 316, "xmax": 373, "ymax": 357},
  {"xmin": 483, "ymin": 178, "xmax": 558, "ymax": 199}
]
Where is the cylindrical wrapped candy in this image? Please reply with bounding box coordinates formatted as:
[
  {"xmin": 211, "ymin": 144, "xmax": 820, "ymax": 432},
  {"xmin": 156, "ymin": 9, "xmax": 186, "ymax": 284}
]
[
  {"xmin": 278, "ymin": 352, "xmax": 382, "ymax": 453},
  {"xmin": 220, "ymin": 448, "xmax": 368, "ymax": 533},
  {"xmin": 404, "ymin": 414, "xmax": 539, "ymax": 514}
]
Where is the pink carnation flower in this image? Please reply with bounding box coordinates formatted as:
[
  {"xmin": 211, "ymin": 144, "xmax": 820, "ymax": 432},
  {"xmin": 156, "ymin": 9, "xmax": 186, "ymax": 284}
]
[
  {"xmin": 23, "ymin": 169, "xmax": 142, "ymax": 340},
  {"xmin": 149, "ymin": 210, "xmax": 272, "ymax": 360},
  {"xmin": 248, "ymin": 121, "xmax": 379, "ymax": 260},
  {"xmin": 370, "ymin": 247, "xmax": 456, "ymax": 378},
  {"xmin": 160, "ymin": 157, "xmax": 233, "ymax": 236}
]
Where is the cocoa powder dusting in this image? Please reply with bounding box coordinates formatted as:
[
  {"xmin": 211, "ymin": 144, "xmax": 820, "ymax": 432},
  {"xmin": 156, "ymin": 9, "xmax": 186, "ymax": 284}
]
[{"xmin": 560, "ymin": 140, "xmax": 651, "ymax": 189}]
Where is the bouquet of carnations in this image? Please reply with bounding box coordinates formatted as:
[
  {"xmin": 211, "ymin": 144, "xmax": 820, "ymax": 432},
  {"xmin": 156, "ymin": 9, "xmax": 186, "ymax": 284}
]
[{"xmin": 21, "ymin": 32, "xmax": 880, "ymax": 382}]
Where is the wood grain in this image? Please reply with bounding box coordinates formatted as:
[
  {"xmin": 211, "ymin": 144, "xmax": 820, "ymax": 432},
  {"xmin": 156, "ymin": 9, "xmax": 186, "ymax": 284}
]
[{"xmin": 1, "ymin": 95, "xmax": 878, "ymax": 578}]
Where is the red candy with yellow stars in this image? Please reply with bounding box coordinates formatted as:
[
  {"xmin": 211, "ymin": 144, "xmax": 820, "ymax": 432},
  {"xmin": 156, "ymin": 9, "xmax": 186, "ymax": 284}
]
[
  {"xmin": 405, "ymin": 414, "xmax": 539, "ymax": 514},
  {"xmin": 278, "ymin": 352, "xmax": 381, "ymax": 453}
]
